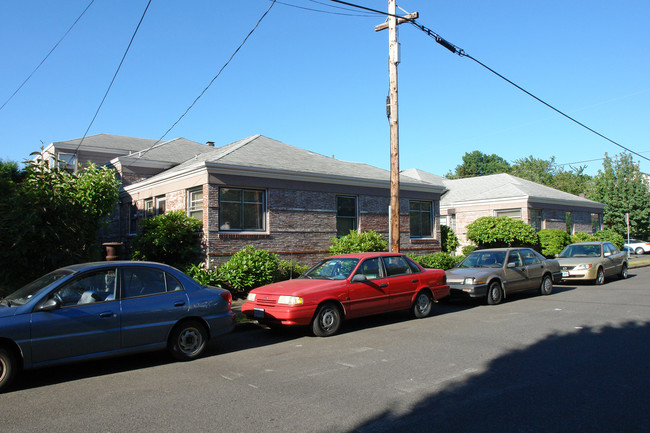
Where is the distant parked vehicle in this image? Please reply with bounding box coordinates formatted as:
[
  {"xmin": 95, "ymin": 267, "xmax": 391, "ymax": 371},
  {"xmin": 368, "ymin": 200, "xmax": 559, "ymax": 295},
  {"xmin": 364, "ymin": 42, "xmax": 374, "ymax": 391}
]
[
  {"xmin": 624, "ymin": 239, "xmax": 650, "ymax": 255},
  {"xmin": 556, "ymin": 242, "xmax": 628, "ymax": 285},
  {"xmin": 241, "ymin": 252, "xmax": 450, "ymax": 337},
  {"xmin": 446, "ymin": 248, "xmax": 562, "ymax": 305},
  {"xmin": 0, "ymin": 261, "xmax": 235, "ymax": 392}
]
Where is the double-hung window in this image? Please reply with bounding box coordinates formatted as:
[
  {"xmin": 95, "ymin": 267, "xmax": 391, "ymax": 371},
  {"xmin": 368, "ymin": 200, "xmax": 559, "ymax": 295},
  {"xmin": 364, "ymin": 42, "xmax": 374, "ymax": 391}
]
[
  {"xmin": 219, "ymin": 187, "xmax": 265, "ymax": 231},
  {"xmin": 336, "ymin": 195, "xmax": 358, "ymax": 237},
  {"xmin": 409, "ymin": 200, "xmax": 433, "ymax": 238},
  {"xmin": 188, "ymin": 188, "xmax": 203, "ymax": 221}
]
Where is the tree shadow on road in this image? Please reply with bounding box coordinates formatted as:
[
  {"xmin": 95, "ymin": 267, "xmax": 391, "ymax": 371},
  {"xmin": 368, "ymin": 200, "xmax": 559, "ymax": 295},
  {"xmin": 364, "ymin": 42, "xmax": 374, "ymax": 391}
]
[{"xmin": 349, "ymin": 320, "xmax": 650, "ymax": 433}]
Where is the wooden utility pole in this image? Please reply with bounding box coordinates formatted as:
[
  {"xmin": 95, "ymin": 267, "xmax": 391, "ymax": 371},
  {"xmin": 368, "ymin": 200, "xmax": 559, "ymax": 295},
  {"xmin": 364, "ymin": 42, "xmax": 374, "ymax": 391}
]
[{"xmin": 376, "ymin": 2, "xmax": 418, "ymax": 253}]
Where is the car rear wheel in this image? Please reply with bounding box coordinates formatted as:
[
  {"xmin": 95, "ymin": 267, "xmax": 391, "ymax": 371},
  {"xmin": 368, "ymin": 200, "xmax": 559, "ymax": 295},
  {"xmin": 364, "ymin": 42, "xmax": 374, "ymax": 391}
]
[
  {"xmin": 169, "ymin": 320, "xmax": 208, "ymax": 361},
  {"xmin": 635, "ymin": 247, "xmax": 644, "ymax": 255},
  {"xmin": 0, "ymin": 347, "xmax": 17, "ymax": 393},
  {"xmin": 486, "ymin": 281, "xmax": 503, "ymax": 305},
  {"xmin": 620, "ymin": 263, "xmax": 628, "ymax": 279},
  {"xmin": 595, "ymin": 268, "xmax": 605, "ymax": 285},
  {"xmin": 312, "ymin": 303, "xmax": 341, "ymax": 337},
  {"xmin": 539, "ymin": 274, "xmax": 553, "ymax": 296},
  {"xmin": 412, "ymin": 290, "xmax": 433, "ymax": 318}
]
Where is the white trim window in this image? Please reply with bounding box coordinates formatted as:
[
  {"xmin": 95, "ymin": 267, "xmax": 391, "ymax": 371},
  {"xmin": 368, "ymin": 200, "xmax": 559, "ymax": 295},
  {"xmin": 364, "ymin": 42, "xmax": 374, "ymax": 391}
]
[
  {"xmin": 495, "ymin": 208, "xmax": 522, "ymax": 220},
  {"xmin": 155, "ymin": 196, "xmax": 166, "ymax": 216},
  {"xmin": 409, "ymin": 200, "xmax": 433, "ymax": 238},
  {"xmin": 219, "ymin": 187, "xmax": 266, "ymax": 231},
  {"xmin": 336, "ymin": 195, "xmax": 358, "ymax": 237},
  {"xmin": 188, "ymin": 188, "xmax": 203, "ymax": 221}
]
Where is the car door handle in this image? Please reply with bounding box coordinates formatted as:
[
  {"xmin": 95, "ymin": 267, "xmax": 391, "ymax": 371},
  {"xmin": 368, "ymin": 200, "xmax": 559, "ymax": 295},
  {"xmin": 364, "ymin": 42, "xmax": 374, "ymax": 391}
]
[
  {"xmin": 174, "ymin": 300, "xmax": 186, "ymax": 307},
  {"xmin": 378, "ymin": 283, "xmax": 388, "ymax": 288},
  {"xmin": 99, "ymin": 311, "xmax": 114, "ymax": 318},
  {"xmin": 412, "ymin": 279, "xmax": 418, "ymax": 283}
]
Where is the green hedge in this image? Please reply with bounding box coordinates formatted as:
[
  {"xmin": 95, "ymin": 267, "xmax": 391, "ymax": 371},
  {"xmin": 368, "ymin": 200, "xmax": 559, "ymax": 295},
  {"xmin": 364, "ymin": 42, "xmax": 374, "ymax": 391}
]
[
  {"xmin": 538, "ymin": 229, "xmax": 571, "ymax": 257},
  {"xmin": 466, "ymin": 216, "xmax": 539, "ymax": 249}
]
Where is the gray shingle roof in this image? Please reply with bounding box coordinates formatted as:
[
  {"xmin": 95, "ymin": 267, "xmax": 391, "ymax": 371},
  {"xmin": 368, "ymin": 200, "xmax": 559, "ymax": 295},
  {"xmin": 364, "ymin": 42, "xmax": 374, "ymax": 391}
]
[
  {"xmin": 439, "ymin": 173, "xmax": 603, "ymax": 208},
  {"xmin": 54, "ymin": 134, "xmax": 159, "ymax": 152},
  {"xmin": 157, "ymin": 135, "xmax": 441, "ymax": 189}
]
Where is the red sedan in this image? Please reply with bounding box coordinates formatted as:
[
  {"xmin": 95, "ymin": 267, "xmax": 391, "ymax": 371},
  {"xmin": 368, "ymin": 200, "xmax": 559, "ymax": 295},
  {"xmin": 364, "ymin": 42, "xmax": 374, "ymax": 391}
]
[{"xmin": 241, "ymin": 252, "xmax": 449, "ymax": 336}]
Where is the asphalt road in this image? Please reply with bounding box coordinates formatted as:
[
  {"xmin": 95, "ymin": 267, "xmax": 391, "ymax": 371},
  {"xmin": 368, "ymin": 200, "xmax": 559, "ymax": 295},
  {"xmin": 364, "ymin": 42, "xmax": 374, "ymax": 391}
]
[{"xmin": 2, "ymin": 268, "xmax": 649, "ymax": 433}]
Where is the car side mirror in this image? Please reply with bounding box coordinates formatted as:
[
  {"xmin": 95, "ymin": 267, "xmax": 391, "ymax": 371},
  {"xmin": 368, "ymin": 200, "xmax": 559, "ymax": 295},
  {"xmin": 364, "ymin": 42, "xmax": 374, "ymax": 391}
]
[
  {"xmin": 604, "ymin": 252, "xmax": 611, "ymax": 257},
  {"xmin": 351, "ymin": 274, "xmax": 368, "ymax": 283},
  {"xmin": 39, "ymin": 297, "xmax": 62, "ymax": 312},
  {"xmin": 507, "ymin": 262, "xmax": 516, "ymax": 268}
]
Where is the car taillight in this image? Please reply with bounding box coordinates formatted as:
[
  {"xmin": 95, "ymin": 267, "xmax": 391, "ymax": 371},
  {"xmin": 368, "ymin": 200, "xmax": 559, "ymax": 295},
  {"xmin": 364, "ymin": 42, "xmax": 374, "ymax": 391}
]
[{"xmin": 220, "ymin": 291, "xmax": 232, "ymax": 308}]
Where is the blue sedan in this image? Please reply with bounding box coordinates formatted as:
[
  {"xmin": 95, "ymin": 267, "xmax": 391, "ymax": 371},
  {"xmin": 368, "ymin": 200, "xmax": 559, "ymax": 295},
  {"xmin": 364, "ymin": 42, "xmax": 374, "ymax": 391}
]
[{"xmin": 0, "ymin": 261, "xmax": 235, "ymax": 392}]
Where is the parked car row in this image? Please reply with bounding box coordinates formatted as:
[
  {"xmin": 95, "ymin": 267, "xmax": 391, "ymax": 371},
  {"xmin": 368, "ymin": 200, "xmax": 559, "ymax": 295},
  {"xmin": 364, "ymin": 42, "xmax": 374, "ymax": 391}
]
[{"xmin": 0, "ymin": 241, "xmax": 628, "ymax": 392}]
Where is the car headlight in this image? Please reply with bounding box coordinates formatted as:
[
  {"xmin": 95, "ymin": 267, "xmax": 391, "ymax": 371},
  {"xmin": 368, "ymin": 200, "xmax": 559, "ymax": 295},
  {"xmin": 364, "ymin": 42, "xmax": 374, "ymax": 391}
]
[
  {"xmin": 464, "ymin": 277, "xmax": 475, "ymax": 285},
  {"xmin": 574, "ymin": 264, "xmax": 593, "ymax": 270},
  {"xmin": 246, "ymin": 293, "xmax": 256, "ymax": 302},
  {"xmin": 277, "ymin": 295, "xmax": 303, "ymax": 305}
]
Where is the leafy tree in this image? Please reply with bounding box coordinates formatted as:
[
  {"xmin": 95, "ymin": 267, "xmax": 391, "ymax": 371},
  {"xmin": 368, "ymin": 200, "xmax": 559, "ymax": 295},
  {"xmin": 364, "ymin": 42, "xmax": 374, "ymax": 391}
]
[
  {"xmin": 588, "ymin": 153, "xmax": 650, "ymax": 239},
  {"xmin": 446, "ymin": 150, "xmax": 511, "ymax": 179},
  {"xmin": 571, "ymin": 232, "xmax": 596, "ymax": 243},
  {"xmin": 511, "ymin": 155, "xmax": 593, "ymax": 196},
  {"xmin": 216, "ymin": 246, "xmax": 280, "ymax": 297},
  {"xmin": 131, "ymin": 211, "xmax": 203, "ymax": 269},
  {"xmin": 538, "ymin": 229, "xmax": 571, "ymax": 257},
  {"xmin": 594, "ymin": 229, "xmax": 625, "ymax": 250},
  {"xmin": 466, "ymin": 216, "xmax": 539, "ymax": 249},
  {"xmin": 440, "ymin": 225, "xmax": 459, "ymax": 254},
  {"xmin": 0, "ymin": 158, "xmax": 120, "ymax": 292},
  {"xmin": 329, "ymin": 230, "xmax": 388, "ymax": 255}
]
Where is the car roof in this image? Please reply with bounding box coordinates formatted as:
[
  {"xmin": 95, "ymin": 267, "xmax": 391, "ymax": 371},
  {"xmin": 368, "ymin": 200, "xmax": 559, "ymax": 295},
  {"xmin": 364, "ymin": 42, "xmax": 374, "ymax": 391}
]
[
  {"xmin": 567, "ymin": 241, "xmax": 605, "ymax": 246},
  {"xmin": 325, "ymin": 252, "xmax": 407, "ymax": 259},
  {"xmin": 59, "ymin": 261, "xmax": 176, "ymax": 272}
]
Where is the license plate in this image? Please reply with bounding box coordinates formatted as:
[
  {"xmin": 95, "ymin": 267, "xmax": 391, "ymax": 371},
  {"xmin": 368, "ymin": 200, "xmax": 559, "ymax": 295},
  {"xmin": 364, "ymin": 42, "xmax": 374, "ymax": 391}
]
[
  {"xmin": 561, "ymin": 271, "xmax": 569, "ymax": 277},
  {"xmin": 254, "ymin": 308, "xmax": 265, "ymax": 318}
]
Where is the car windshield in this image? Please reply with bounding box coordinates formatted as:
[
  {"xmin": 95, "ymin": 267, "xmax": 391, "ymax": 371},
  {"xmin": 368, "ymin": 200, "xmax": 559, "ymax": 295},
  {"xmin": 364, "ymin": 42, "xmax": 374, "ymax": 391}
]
[
  {"xmin": 459, "ymin": 251, "xmax": 506, "ymax": 268},
  {"xmin": 301, "ymin": 258, "xmax": 359, "ymax": 280},
  {"xmin": 558, "ymin": 244, "xmax": 602, "ymax": 258},
  {"xmin": 3, "ymin": 269, "xmax": 73, "ymax": 306}
]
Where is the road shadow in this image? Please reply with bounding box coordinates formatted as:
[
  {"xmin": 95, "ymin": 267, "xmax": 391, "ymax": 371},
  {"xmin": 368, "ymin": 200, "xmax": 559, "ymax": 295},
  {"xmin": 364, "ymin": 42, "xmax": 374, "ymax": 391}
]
[{"xmin": 349, "ymin": 320, "xmax": 650, "ymax": 433}]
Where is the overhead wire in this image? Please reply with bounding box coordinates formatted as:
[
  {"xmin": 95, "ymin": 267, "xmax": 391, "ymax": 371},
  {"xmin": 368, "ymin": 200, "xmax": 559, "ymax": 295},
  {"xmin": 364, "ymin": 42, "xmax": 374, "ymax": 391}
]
[
  {"xmin": 326, "ymin": 0, "xmax": 650, "ymax": 163},
  {"xmin": 130, "ymin": 0, "xmax": 278, "ymax": 164},
  {"xmin": 0, "ymin": 0, "xmax": 96, "ymax": 114},
  {"xmin": 74, "ymin": 0, "xmax": 152, "ymax": 154}
]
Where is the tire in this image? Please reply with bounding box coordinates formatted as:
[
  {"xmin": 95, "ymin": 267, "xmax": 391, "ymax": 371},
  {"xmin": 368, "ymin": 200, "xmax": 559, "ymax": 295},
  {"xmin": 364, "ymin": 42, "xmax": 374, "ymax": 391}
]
[
  {"xmin": 539, "ymin": 274, "xmax": 553, "ymax": 296},
  {"xmin": 635, "ymin": 247, "xmax": 644, "ymax": 255},
  {"xmin": 595, "ymin": 268, "xmax": 605, "ymax": 285},
  {"xmin": 312, "ymin": 303, "xmax": 341, "ymax": 337},
  {"xmin": 486, "ymin": 281, "xmax": 503, "ymax": 305},
  {"xmin": 169, "ymin": 320, "xmax": 208, "ymax": 361},
  {"xmin": 620, "ymin": 263, "xmax": 628, "ymax": 279},
  {"xmin": 0, "ymin": 347, "xmax": 17, "ymax": 393},
  {"xmin": 412, "ymin": 290, "xmax": 433, "ymax": 318}
]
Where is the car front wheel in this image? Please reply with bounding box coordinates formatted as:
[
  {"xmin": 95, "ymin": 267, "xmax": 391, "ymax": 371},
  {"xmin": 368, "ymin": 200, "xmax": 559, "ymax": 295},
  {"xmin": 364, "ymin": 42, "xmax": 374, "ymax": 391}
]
[
  {"xmin": 412, "ymin": 290, "xmax": 433, "ymax": 318},
  {"xmin": 635, "ymin": 247, "xmax": 644, "ymax": 255},
  {"xmin": 0, "ymin": 347, "xmax": 17, "ymax": 393},
  {"xmin": 169, "ymin": 321, "xmax": 208, "ymax": 361},
  {"xmin": 539, "ymin": 274, "xmax": 553, "ymax": 296},
  {"xmin": 595, "ymin": 268, "xmax": 605, "ymax": 285},
  {"xmin": 486, "ymin": 281, "xmax": 503, "ymax": 305},
  {"xmin": 312, "ymin": 303, "xmax": 341, "ymax": 337}
]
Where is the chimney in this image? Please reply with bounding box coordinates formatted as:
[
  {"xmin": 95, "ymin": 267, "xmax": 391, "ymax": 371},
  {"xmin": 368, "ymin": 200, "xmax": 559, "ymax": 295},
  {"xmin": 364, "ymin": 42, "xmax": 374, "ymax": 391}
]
[{"xmin": 206, "ymin": 141, "xmax": 215, "ymax": 147}]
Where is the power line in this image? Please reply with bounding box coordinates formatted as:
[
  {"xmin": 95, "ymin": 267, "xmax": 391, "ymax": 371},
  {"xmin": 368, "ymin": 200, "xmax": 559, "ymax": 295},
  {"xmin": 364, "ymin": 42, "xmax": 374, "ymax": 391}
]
[
  {"xmin": 130, "ymin": 0, "xmax": 278, "ymax": 163},
  {"xmin": 0, "ymin": 0, "xmax": 96, "ymax": 113},
  {"xmin": 272, "ymin": 0, "xmax": 375, "ymax": 17},
  {"xmin": 325, "ymin": 0, "xmax": 650, "ymax": 163},
  {"xmin": 75, "ymin": 0, "xmax": 152, "ymax": 154}
]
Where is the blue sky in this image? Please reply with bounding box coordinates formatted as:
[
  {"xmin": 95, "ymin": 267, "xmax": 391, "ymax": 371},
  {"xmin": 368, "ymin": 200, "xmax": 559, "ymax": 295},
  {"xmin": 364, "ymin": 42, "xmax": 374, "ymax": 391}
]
[{"xmin": 1, "ymin": 0, "xmax": 648, "ymax": 176}]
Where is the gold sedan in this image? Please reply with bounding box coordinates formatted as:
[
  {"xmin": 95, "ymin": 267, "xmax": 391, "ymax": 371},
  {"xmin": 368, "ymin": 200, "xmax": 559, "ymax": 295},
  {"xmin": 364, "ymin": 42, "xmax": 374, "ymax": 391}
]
[{"xmin": 556, "ymin": 241, "xmax": 628, "ymax": 285}]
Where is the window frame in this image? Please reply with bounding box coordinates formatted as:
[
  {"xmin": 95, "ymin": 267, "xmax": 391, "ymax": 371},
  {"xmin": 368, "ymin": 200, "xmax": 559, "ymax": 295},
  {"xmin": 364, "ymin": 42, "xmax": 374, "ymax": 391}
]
[
  {"xmin": 409, "ymin": 200, "xmax": 434, "ymax": 238},
  {"xmin": 336, "ymin": 195, "xmax": 358, "ymax": 237},
  {"xmin": 218, "ymin": 187, "xmax": 266, "ymax": 232},
  {"xmin": 188, "ymin": 187, "xmax": 204, "ymax": 221},
  {"xmin": 495, "ymin": 208, "xmax": 522, "ymax": 220}
]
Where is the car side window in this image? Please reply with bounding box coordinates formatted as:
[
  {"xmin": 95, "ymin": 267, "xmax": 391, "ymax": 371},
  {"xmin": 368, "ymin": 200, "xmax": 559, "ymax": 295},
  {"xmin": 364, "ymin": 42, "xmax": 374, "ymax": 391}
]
[
  {"xmin": 507, "ymin": 251, "xmax": 523, "ymax": 267},
  {"xmin": 165, "ymin": 272, "xmax": 184, "ymax": 291},
  {"xmin": 122, "ymin": 268, "xmax": 167, "ymax": 298},
  {"xmin": 356, "ymin": 258, "xmax": 382, "ymax": 280},
  {"xmin": 50, "ymin": 269, "xmax": 117, "ymax": 307},
  {"xmin": 381, "ymin": 256, "xmax": 412, "ymax": 277},
  {"xmin": 520, "ymin": 249, "xmax": 540, "ymax": 266}
]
